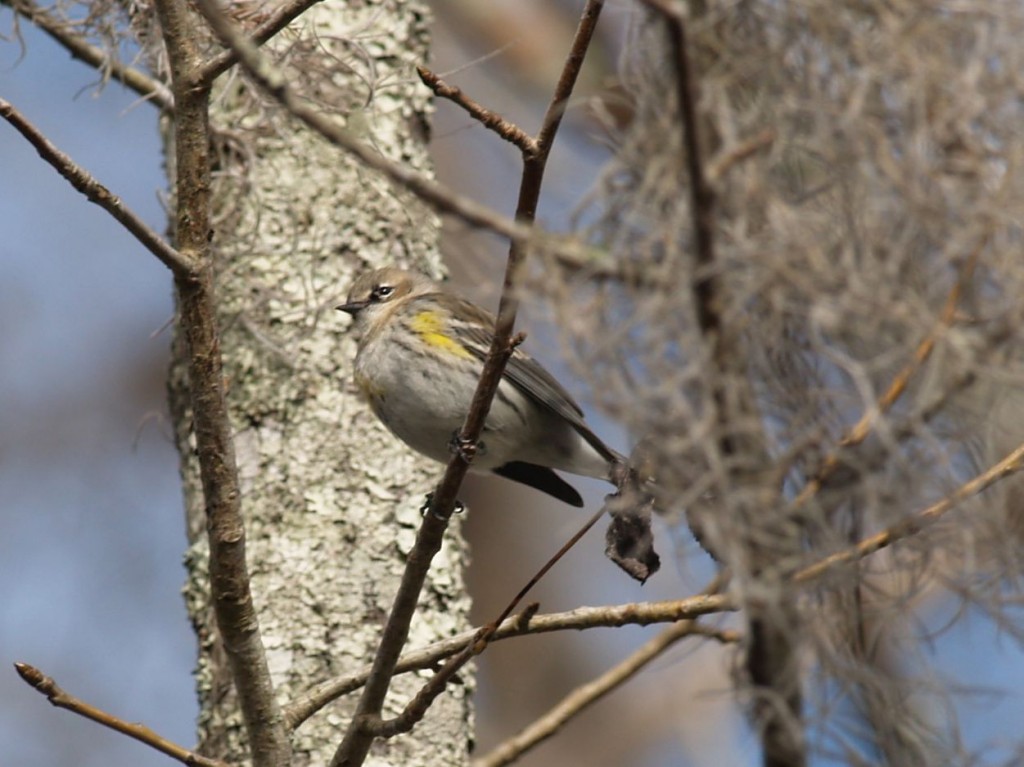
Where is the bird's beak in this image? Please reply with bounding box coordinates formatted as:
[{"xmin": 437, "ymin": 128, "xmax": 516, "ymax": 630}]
[{"xmin": 336, "ymin": 300, "xmax": 367, "ymax": 315}]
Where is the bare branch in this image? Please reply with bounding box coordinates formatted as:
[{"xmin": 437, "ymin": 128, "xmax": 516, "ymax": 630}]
[
  {"xmin": 2, "ymin": 0, "xmax": 174, "ymax": 109},
  {"xmin": 191, "ymin": 0, "xmax": 533, "ymax": 242},
  {"xmin": 640, "ymin": 0, "xmax": 716, "ymax": 325},
  {"xmin": 533, "ymin": 0, "xmax": 604, "ymax": 159},
  {"xmin": 368, "ymin": 505, "xmax": 608, "ymax": 739},
  {"xmin": 196, "ymin": 0, "xmax": 327, "ymax": 86},
  {"xmin": 795, "ymin": 439, "xmax": 1024, "ymax": 584},
  {"xmin": 473, "ymin": 621, "xmax": 740, "ymax": 767},
  {"xmin": 14, "ymin": 662, "xmax": 228, "ymax": 767},
  {"xmin": 791, "ymin": 238, "xmax": 985, "ymax": 513},
  {"xmin": 706, "ymin": 128, "xmax": 776, "ymax": 183},
  {"xmin": 153, "ymin": 0, "xmax": 289, "ymax": 763},
  {"xmin": 282, "ymin": 593, "xmax": 736, "ymax": 731},
  {"xmin": 417, "ymin": 65, "xmax": 535, "ymax": 153},
  {"xmin": 0, "ymin": 96, "xmax": 192, "ymax": 276}
]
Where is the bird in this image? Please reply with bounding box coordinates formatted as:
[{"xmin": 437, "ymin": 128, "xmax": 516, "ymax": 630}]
[{"xmin": 337, "ymin": 266, "xmax": 624, "ymax": 507}]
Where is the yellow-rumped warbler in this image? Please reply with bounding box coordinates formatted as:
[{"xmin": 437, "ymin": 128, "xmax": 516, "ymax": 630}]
[{"xmin": 337, "ymin": 266, "xmax": 624, "ymax": 507}]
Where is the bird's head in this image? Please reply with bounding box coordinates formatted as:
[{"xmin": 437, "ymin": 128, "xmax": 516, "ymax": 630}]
[{"xmin": 337, "ymin": 267, "xmax": 436, "ymax": 336}]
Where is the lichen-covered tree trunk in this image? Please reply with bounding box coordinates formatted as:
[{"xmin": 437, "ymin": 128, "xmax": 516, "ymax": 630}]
[{"xmin": 162, "ymin": 3, "xmax": 472, "ymax": 764}]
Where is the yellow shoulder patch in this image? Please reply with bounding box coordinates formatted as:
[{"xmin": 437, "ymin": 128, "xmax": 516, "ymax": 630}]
[{"xmin": 409, "ymin": 310, "xmax": 473, "ymax": 359}]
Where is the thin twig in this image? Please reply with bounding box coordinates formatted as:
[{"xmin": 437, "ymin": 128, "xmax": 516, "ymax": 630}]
[
  {"xmin": 3, "ymin": 0, "xmax": 174, "ymax": 109},
  {"xmin": 368, "ymin": 505, "xmax": 608, "ymax": 738},
  {"xmin": 488, "ymin": 506, "xmax": 609, "ymax": 638},
  {"xmin": 470, "ymin": 575, "xmax": 735, "ymax": 765},
  {"xmin": 473, "ymin": 621, "xmax": 740, "ymax": 767},
  {"xmin": 0, "ymin": 97, "xmax": 192, "ymax": 276},
  {"xmin": 706, "ymin": 128, "xmax": 776, "ymax": 183},
  {"xmin": 197, "ymin": 0, "xmax": 327, "ymax": 85},
  {"xmin": 154, "ymin": 0, "xmax": 289, "ymax": 763},
  {"xmin": 791, "ymin": 238, "xmax": 985, "ymax": 512},
  {"xmin": 13, "ymin": 662, "xmax": 228, "ymax": 767},
  {"xmin": 192, "ymin": 0, "xmax": 531, "ymax": 243},
  {"xmin": 188, "ymin": 0, "xmax": 630, "ymax": 282},
  {"xmin": 794, "ymin": 439, "xmax": 1024, "ymax": 584},
  {"xmin": 282, "ymin": 592, "xmax": 734, "ymax": 730},
  {"xmin": 417, "ymin": 65, "xmax": 534, "ymax": 153}
]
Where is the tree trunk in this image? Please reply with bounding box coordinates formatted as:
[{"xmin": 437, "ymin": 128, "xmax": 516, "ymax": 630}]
[{"xmin": 163, "ymin": 3, "xmax": 473, "ymax": 764}]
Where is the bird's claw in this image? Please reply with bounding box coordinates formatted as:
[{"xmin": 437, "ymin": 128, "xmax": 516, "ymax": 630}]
[
  {"xmin": 448, "ymin": 431, "xmax": 484, "ymax": 464},
  {"xmin": 420, "ymin": 492, "xmax": 466, "ymax": 519}
]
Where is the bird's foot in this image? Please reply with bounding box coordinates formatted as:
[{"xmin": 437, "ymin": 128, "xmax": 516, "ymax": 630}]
[
  {"xmin": 448, "ymin": 431, "xmax": 485, "ymax": 464},
  {"xmin": 420, "ymin": 492, "xmax": 466, "ymax": 518}
]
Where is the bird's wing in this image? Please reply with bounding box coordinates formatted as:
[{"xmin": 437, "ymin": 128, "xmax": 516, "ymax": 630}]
[
  {"xmin": 446, "ymin": 296, "xmax": 619, "ymax": 463},
  {"xmin": 446, "ymin": 297, "xmax": 584, "ymax": 419}
]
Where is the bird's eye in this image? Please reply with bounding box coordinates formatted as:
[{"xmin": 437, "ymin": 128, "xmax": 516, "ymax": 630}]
[{"xmin": 371, "ymin": 285, "xmax": 395, "ymax": 302}]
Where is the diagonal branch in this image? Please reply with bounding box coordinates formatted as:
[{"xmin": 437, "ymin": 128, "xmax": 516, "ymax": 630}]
[
  {"xmin": 3, "ymin": 0, "xmax": 173, "ymax": 108},
  {"xmin": 190, "ymin": 0, "xmax": 533, "ymax": 243},
  {"xmin": 14, "ymin": 662, "xmax": 228, "ymax": 767},
  {"xmin": 0, "ymin": 96, "xmax": 192, "ymax": 276},
  {"xmin": 473, "ymin": 621, "xmax": 740, "ymax": 767},
  {"xmin": 794, "ymin": 439, "xmax": 1024, "ymax": 584},
  {"xmin": 790, "ymin": 238, "xmax": 984, "ymax": 512},
  {"xmin": 328, "ymin": 3, "xmax": 608, "ymax": 763},
  {"xmin": 416, "ymin": 65, "xmax": 534, "ymax": 153},
  {"xmin": 368, "ymin": 505, "xmax": 609, "ymax": 740},
  {"xmin": 281, "ymin": 592, "xmax": 735, "ymax": 731},
  {"xmin": 196, "ymin": 0, "xmax": 327, "ymax": 85}
]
